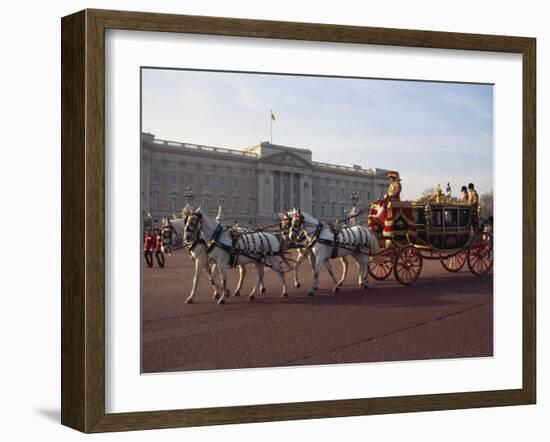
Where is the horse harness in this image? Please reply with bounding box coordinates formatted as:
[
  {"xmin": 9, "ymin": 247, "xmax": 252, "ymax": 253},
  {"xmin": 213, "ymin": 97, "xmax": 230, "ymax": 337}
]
[
  {"xmin": 301, "ymin": 220, "xmax": 370, "ymax": 258},
  {"xmin": 206, "ymin": 224, "xmax": 280, "ymax": 268}
]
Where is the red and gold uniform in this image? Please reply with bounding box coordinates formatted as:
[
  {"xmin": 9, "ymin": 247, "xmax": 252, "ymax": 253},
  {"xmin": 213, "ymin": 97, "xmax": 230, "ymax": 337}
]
[
  {"xmin": 369, "ymin": 171, "xmax": 403, "ymax": 233},
  {"xmin": 143, "ymin": 232, "xmax": 154, "ymax": 268},
  {"xmin": 385, "ymin": 179, "xmax": 402, "ymax": 202},
  {"xmin": 154, "ymin": 233, "xmax": 165, "ymax": 268}
]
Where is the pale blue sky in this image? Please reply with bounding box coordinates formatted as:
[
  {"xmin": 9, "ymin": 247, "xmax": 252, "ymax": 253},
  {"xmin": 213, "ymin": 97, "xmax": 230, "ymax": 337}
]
[{"xmin": 142, "ymin": 68, "xmax": 493, "ymax": 199}]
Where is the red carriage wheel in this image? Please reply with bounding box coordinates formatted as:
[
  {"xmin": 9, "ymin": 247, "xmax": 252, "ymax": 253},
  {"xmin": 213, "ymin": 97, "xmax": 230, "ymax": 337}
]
[
  {"xmin": 368, "ymin": 248, "xmax": 395, "ymax": 281},
  {"xmin": 394, "ymin": 246, "xmax": 423, "ymax": 285},
  {"xmin": 467, "ymin": 232, "xmax": 493, "ymax": 276},
  {"xmin": 441, "ymin": 251, "xmax": 467, "ymax": 272}
]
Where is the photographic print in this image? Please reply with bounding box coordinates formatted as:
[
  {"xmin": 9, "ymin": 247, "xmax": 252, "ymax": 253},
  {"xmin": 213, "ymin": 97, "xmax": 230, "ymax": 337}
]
[{"xmin": 140, "ymin": 68, "xmax": 494, "ymax": 374}]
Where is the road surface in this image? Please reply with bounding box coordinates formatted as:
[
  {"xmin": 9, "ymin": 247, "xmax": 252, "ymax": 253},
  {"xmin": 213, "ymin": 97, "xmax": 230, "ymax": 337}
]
[{"xmin": 141, "ymin": 249, "xmax": 493, "ymax": 373}]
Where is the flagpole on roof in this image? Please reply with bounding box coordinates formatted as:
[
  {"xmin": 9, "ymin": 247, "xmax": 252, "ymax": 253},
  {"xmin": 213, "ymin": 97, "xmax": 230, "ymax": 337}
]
[{"xmin": 270, "ymin": 109, "xmax": 273, "ymax": 143}]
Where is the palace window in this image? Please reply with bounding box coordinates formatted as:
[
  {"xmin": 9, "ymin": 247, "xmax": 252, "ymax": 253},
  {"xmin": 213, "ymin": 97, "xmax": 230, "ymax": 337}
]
[
  {"xmin": 202, "ymin": 198, "xmax": 210, "ymax": 214},
  {"xmin": 185, "ymin": 174, "xmax": 193, "ymax": 186},
  {"xmin": 247, "ymin": 199, "xmax": 254, "ymax": 214},
  {"xmin": 152, "ymin": 194, "xmax": 160, "ymax": 210},
  {"xmin": 201, "ymin": 174, "xmax": 209, "ymax": 188},
  {"xmin": 170, "ymin": 172, "xmax": 177, "ymax": 187},
  {"xmin": 169, "ymin": 197, "xmax": 177, "ymax": 212},
  {"xmin": 152, "ymin": 170, "xmax": 160, "ymax": 185},
  {"xmin": 233, "ymin": 177, "xmax": 240, "ymax": 189},
  {"xmin": 232, "ymin": 197, "xmax": 240, "ymax": 213},
  {"xmin": 218, "ymin": 176, "xmax": 225, "ymax": 188}
]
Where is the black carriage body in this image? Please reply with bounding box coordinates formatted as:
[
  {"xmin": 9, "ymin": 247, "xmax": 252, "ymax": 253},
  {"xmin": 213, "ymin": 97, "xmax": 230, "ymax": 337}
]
[{"xmin": 411, "ymin": 202, "xmax": 473, "ymax": 252}]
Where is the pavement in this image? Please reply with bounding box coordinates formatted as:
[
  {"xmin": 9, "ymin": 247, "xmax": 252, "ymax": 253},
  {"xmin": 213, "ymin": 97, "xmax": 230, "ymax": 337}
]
[{"xmin": 141, "ymin": 249, "xmax": 493, "ymax": 373}]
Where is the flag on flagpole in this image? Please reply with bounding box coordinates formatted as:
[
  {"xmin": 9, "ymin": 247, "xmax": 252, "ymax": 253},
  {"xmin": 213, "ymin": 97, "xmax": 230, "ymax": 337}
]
[{"xmin": 271, "ymin": 110, "xmax": 276, "ymax": 121}]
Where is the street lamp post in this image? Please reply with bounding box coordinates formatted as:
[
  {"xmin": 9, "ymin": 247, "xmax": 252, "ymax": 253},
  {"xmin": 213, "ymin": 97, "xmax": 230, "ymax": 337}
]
[
  {"xmin": 183, "ymin": 186, "xmax": 195, "ymax": 206},
  {"xmin": 349, "ymin": 191, "xmax": 359, "ymax": 226},
  {"xmin": 350, "ymin": 191, "xmax": 359, "ymax": 209}
]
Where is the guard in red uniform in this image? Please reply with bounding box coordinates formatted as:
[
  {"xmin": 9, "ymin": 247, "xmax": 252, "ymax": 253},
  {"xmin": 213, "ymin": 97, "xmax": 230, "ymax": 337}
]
[
  {"xmin": 143, "ymin": 227, "xmax": 154, "ymax": 268},
  {"xmin": 154, "ymin": 229, "xmax": 165, "ymax": 268}
]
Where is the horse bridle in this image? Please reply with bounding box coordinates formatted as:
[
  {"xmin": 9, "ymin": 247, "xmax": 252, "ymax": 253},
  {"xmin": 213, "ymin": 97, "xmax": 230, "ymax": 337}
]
[
  {"xmin": 183, "ymin": 214, "xmax": 203, "ymax": 247},
  {"xmin": 290, "ymin": 213, "xmax": 323, "ymax": 247},
  {"xmin": 280, "ymin": 214, "xmax": 292, "ymax": 235},
  {"xmin": 290, "ymin": 213, "xmax": 307, "ymax": 240}
]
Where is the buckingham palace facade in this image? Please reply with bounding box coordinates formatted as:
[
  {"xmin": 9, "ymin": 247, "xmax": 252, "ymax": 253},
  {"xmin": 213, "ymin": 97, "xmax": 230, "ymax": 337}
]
[{"xmin": 141, "ymin": 132, "xmax": 393, "ymax": 228}]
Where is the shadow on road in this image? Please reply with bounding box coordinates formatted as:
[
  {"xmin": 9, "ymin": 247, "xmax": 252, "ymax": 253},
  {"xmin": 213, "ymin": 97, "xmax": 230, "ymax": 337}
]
[{"xmin": 192, "ymin": 273, "xmax": 493, "ymax": 310}]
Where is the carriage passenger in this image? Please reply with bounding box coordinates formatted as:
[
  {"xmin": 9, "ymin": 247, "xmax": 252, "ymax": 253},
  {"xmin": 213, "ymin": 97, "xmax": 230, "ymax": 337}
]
[
  {"xmin": 468, "ymin": 183, "xmax": 480, "ymax": 230},
  {"xmin": 461, "ymin": 185, "xmax": 469, "ymax": 202}
]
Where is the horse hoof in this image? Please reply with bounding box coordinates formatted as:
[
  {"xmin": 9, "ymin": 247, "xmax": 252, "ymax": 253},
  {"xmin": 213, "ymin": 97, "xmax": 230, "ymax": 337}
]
[
  {"xmin": 261, "ymin": 287, "xmax": 266, "ymax": 294},
  {"xmin": 185, "ymin": 298, "xmax": 193, "ymax": 304},
  {"xmin": 218, "ymin": 299, "xmax": 226, "ymax": 305},
  {"xmin": 294, "ymin": 282, "xmax": 301, "ymax": 288},
  {"xmin": 248, "ymin": 295, "xmax": 255, "ymax": 301},
  {"xmin": 333, "ymin": 286, "xmax": 339, "ymax": 293},
  {"xmin": 282, "ymin": 293, "xmax": 289, "ymax": 298},
  {"xmin": 307, "ymin": 292, "xmax": 315, "ymax": 297},
  {"xmin": 363, "ymin": 286, "xmax": 369, "ymax": 291},
  {"xmin": 233, "ymin": 291, "xmax": 240, "ymax": 297}
]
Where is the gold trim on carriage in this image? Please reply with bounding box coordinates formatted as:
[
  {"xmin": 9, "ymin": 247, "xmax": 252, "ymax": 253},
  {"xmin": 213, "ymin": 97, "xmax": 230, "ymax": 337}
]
[{"xmin": 366, "ymin": 189, "xmax": 493, "ymax": 286}]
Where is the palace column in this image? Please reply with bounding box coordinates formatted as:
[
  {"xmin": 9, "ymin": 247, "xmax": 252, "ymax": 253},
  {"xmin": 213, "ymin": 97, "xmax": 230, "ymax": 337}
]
[
  {"xmin": 279, "ymin": 172, "xmax": 284, "ymax": 213},
  {"xmin": 257, "ymin": 169, "xmax": 274, "ymax": 222},
  {"xmin": 302, "ymin": 173, "xmax": 313, "ymax": 213},
  {"xmin": 289, "ymin": 172, "xmax": 295, "ymax": 208}
]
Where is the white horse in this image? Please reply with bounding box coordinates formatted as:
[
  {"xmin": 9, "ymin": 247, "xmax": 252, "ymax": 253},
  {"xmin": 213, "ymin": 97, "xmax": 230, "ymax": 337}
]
[
  {"xmin": 288, "ymin": 209, "xmax": 380, "ymax": 295},
  {"xmin": 170, "ymin": 206, "xmax": 261, "ymax": 304},
  {"xmin": 182, "ymin": 207, "xmax": 288, "ymax": 305},
  {"xmin": 279, "ymin": 212, "xmax": 352, "ymax": 289}
]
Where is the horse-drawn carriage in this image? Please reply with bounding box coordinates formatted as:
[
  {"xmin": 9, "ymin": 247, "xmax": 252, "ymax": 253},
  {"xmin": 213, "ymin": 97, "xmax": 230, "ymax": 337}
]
[
  {"xmin": 367, "ymin": 199, "xmax": 493, "ymax": 285},
  {"xmin": 166, "ymin": 186, "xmax": 493, "ymax": 304}
]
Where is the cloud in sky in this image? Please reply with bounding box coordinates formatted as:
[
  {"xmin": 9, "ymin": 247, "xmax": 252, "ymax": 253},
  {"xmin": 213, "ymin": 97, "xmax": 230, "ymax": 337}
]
[{"xmin": 142, "ymin": 68, "xmax": 493, "ymax": 199}]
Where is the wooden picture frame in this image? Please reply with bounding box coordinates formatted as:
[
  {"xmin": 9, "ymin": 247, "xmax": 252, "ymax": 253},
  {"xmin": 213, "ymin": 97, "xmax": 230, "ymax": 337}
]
[{"xmin": 61, "ymin": 9, "xmax": 536, "ymax": 433}]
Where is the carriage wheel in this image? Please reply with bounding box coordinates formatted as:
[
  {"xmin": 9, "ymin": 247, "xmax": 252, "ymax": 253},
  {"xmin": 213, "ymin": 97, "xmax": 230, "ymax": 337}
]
[
  {"xmin": 368, "ymin": 248, "xmax": 395, "ymax": 281},
  {"xmin": 441, "ymin": 251, "xmax": 467, "ymax": 273},
  {"xmin": 467, "ymin": 233, "xmax": 493, "ymax": 276},
  {"xmin": 394, "ymin": 246, "xmax": 423, "ymax": 285}
]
